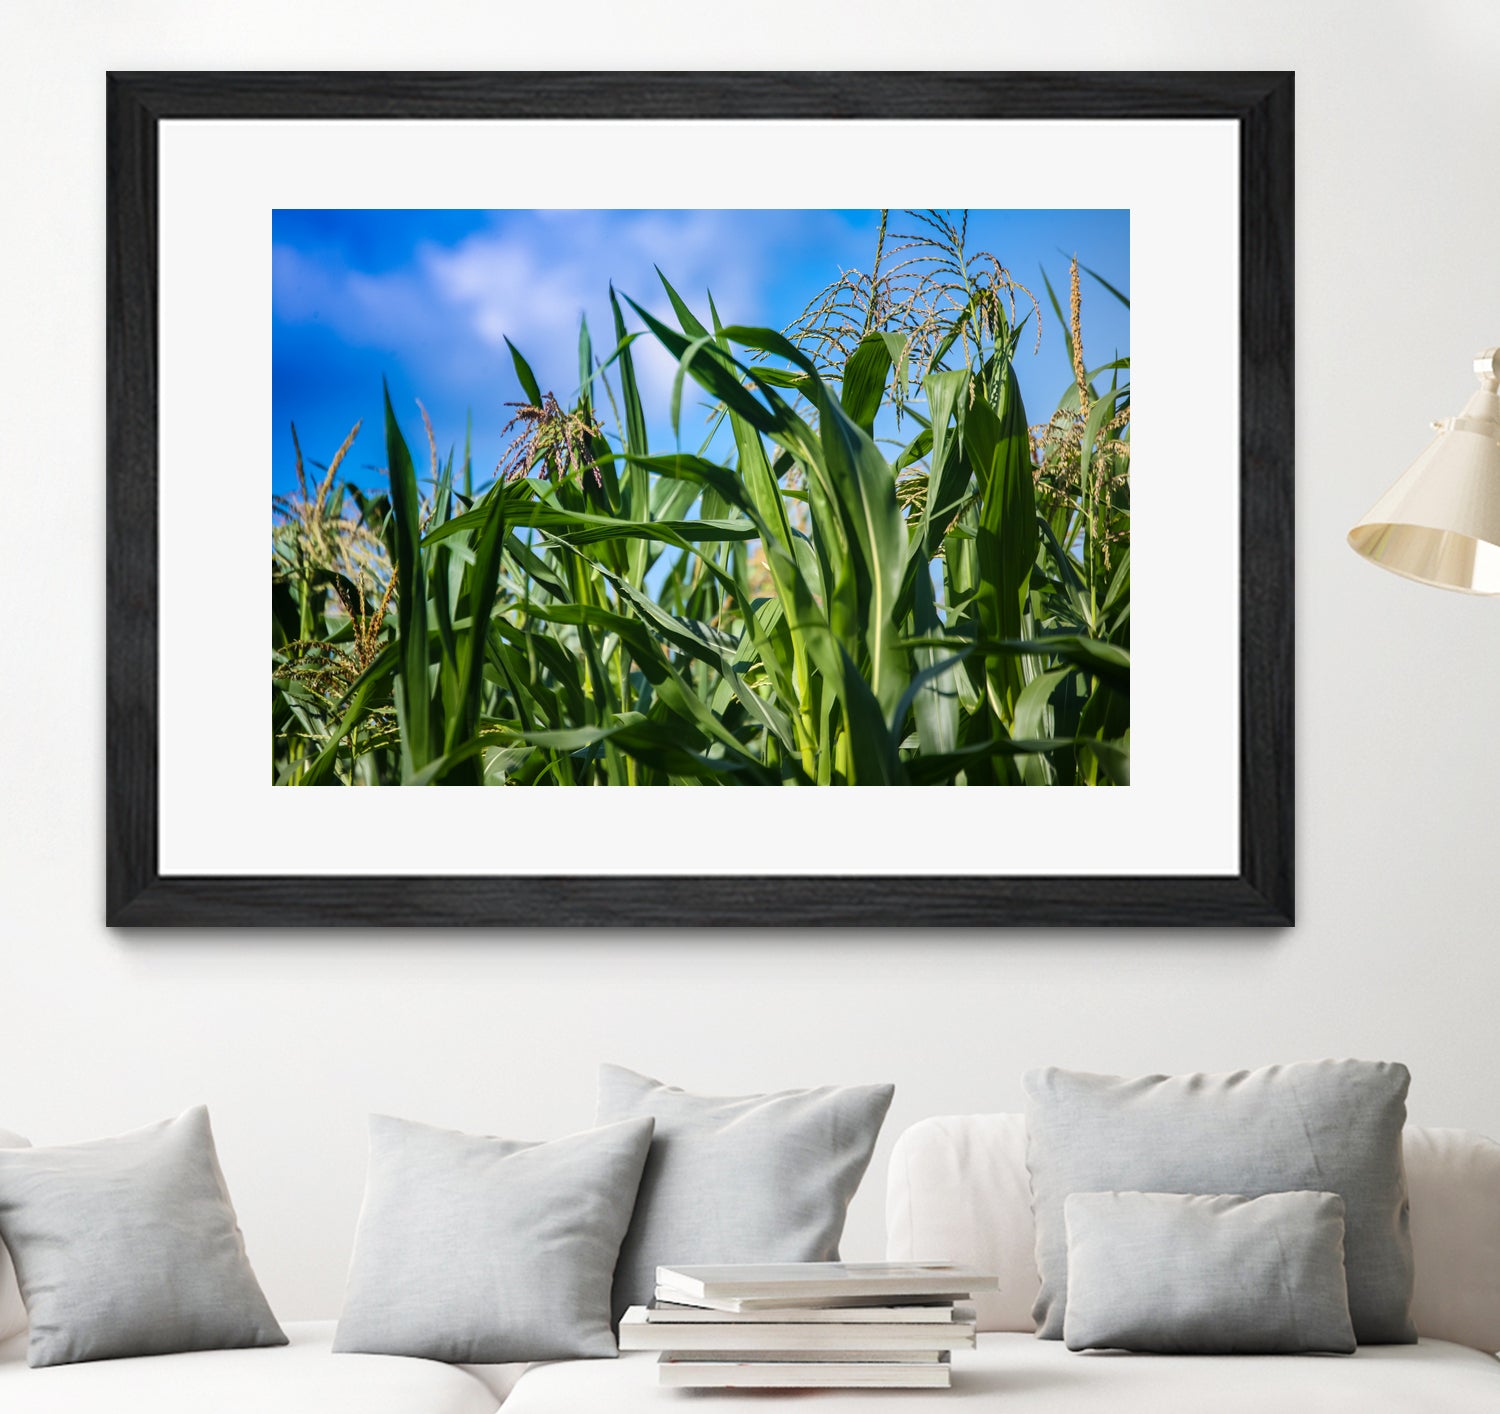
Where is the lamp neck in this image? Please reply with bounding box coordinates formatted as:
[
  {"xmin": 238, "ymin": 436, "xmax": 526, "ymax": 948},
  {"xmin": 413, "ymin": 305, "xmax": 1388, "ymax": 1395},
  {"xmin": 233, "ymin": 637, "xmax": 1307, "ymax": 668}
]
[{"xmin": 1450, "ymin": 348, "xmax": 1500, "ymax": 435}]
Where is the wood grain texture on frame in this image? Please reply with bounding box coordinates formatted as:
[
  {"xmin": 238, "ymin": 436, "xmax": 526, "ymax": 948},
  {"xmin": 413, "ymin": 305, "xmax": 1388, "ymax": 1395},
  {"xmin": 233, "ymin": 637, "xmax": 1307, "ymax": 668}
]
[{"xmin": 106, "ymin": 71, "xmax": 1294, "ymax": 928}]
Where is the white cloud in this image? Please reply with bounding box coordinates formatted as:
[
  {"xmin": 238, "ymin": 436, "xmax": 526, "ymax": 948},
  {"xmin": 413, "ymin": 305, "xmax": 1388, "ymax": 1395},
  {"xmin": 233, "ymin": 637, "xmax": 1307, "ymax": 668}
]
[
  {"xmin": 274, "ymin": 209, "xmax": 857, "ymax": 456},
  {"xmin": 418, "ymin": 210, "xmax": 770, "ymax": 409}
]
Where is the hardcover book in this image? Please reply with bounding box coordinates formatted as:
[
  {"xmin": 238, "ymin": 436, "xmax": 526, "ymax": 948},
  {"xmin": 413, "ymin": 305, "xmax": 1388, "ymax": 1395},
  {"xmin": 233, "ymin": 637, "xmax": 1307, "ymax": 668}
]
[
  {"xmin": 655, "ymin": 1261, "xmax": 998, "ymax": 1305},
  {"xmin": 653, "ymin": 1285, "xmax": 967, "ymax": 1313},
  {"xmin": 658, "ymin": 1352, "xmax": 952, "ymax": 1390},
  {"xmin": 620, "ymin": 1307, "xmax": 976, "ymax": 1352},
  {"xmin": 644, "ymin": 1299, "xmax": 972, "ymax": 1325}
]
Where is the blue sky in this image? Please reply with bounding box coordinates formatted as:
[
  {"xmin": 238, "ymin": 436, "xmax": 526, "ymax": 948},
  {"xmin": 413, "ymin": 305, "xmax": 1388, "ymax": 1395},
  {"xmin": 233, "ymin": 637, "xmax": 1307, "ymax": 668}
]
[{"xmin": 272, "ymin": 209, "xmax": 1129, "ymax": 499}]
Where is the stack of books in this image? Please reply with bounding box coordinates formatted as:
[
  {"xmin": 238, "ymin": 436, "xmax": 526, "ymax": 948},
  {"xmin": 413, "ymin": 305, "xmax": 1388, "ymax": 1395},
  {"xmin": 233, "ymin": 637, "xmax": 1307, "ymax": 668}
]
[{"xmin": 619, "ymin": 1261, "xmax": 998, "ymax": 1390}]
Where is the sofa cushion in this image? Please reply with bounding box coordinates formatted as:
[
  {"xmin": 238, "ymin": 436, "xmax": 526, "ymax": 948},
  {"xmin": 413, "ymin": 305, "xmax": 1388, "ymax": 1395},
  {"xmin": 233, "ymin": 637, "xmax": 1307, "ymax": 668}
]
[
  {"xmin": 1023, "ymin": 1063, "xmax": 1414, "ymax": 1343},
  {"xmin": 1404, "ymin": 1126, "xmax": 1500, "ymax": 1355},
  {"xmin": 497, "ymin": 1338, "xmax": 1500, "ymax": 1412},
  {"xmin": 597, "ymin": 1065, "xmax": 893, "ymax": 1319},
  {"xmin": 0, "ymin": 1129, "xmax": 27, "ymax": 1344},
  {"xmin": 886, "ymin": 1112, "xmax": 1037, "ymax": 1332},
  {"xmin": 888, "ymin": 1113, "xmax": 1500, "ymax": 1352},
  {"xmin": 0, "ymin": 1321, "xmax": 502, "ymax": 1414}
]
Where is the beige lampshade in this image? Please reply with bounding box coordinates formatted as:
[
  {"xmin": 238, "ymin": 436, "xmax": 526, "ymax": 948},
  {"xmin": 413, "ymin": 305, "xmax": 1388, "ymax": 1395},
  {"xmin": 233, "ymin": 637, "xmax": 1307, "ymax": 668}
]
[{"xmin": 1348, "ymin": 348, "xmax": 1500, "ymax": 593}]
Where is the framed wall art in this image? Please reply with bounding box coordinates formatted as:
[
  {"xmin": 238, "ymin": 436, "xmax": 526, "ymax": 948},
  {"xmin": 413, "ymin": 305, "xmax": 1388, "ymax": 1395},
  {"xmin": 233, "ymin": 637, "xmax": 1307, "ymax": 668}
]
[{"xmin": 107, "ymin": 70, "xmax": 1294, "ymax": 927}]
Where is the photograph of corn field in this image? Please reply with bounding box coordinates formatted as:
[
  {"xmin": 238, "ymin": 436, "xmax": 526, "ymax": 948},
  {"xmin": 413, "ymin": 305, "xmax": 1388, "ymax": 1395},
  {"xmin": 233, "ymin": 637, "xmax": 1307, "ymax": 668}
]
[{"xmin": 272, "ymin": 209, "xmax": 1129, "ymax": 786}]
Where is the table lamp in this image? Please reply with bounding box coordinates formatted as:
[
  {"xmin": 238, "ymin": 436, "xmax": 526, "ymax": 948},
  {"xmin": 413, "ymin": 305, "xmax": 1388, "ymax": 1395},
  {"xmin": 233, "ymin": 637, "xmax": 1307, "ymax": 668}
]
[{"xmin": 1348, "ymin": 347, "xmax": 1500, "ymax": 592}]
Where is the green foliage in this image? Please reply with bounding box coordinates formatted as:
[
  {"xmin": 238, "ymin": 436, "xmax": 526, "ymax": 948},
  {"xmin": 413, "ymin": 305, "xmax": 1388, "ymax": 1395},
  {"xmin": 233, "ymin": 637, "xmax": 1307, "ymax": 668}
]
[{"xmin": 271, "ymin": 214, "xmax": 1129, "ymax": 786}]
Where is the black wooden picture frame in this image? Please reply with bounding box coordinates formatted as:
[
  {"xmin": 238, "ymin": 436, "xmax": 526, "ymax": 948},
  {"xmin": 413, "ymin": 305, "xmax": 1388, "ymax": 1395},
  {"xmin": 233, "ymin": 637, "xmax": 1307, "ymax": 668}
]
[{"xmin": 106, "ymin": 70, "xmax": 1294, "ymax": 927}]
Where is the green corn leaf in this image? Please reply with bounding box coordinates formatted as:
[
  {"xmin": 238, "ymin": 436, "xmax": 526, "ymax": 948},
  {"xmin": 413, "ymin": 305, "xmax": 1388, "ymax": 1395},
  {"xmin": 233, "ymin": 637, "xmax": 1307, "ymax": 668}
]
[
  {"xmin": 655, "ymin": 266, "xmax": 712, "ymax": 339},
  {"xmin": 749, "ymin": 366, "xmax": 811, "ymax": 390},
  {"xmin": 428, "ymin": 496, "xmax": 755, "ymax": 552},
  {"xmin": 462, "ymin": 412, "xmax": 473, "ymax": 500},
  {"xmin": 439, "ymin": 478, "xmax": 508, "ymax": 782},
  {"xmin": 840, "ymin": 330, "xmax": 897, "ymax": 433},
  {"xmin": 909, "ymin": 563, "xmax": 960, "ymax": 757},
  {"xmin": 1012, "ymin": 666, "xmax": 1073, "ymax": 785},
  {"xmin": 892, "ymin": 425, "xmax": 934, "ymax": 475},
  {"xmin": 519, "ymin": 601, "xmax": 764, "ymax": 769},
  {"xmin": 839, "ymin": 646, "xmax": 903, "ymax": 785},
  {"xmin": 382, "ymin": 382, "xmax": 435, "ymax": 778},
  {"xmin": 1073, "ymin": 255, "xmax": 1130, "ymax": 308},
  {"xmin": 505, "ymin": 338, "xmax": 543, "ymax": 408},
  {"xmin": 904, "ymin": 735, "xmax": 1084, "ymax": 785},
  {"xmin": 913, "ymin": 369, "xmax": 973, "ymax": 564},
  {"xmin": 576, "ymin": 313, "xmax": 593, "ymax": 413},
  {"xmin": 429, "ymin": 445, "xmax": 460, "ymax": 693},
  {"xmin": 609, "ymin": 284, "xmax": 652, "ymax": 586},
  {"xmin": 1080, "ymin": 735, "xmax": 1130, "ymax": 785},
  {"xmin": 649, "ymin": 476, "xmax": 702, "ymax": 528},
  {"xmin": 964, "ymin": 359, "xmax": 1037, "ymax": 724},
  {"xmin": 895, "ymin": 632, "xmax": 1128, "ymax": 696},
  {"xmin": 297, "ymin": 640, "xmax": 399, "ymax": 786},
  {"xmin": 927, "ymin": 289, "xmax": 988, "ymax": 375},
  {"xmin": 625, "ymin": 296, "xmax": 783, "ymax": 438}
]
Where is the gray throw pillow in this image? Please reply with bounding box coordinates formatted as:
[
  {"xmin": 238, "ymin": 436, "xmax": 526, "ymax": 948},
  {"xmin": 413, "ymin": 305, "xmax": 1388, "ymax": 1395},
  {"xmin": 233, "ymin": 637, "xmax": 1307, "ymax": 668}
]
[
  {"xmin": 0, "ymin": 1128, "xmax": 28, "ymax": 1343},
  {"xmin": 333, "ymin": 1114, "xmax": 654, "ymax": 1363},
  {"xmin": 597, "ymin": 1065, "xmax": 894, "ymax": 1320},
  {"xmin": 0, "ymin": 1107, "xmax": 286, "ymax": 1368},
  {"xmin": 1024, "ymin": 1060, "xmax": 1415, "ymax": 1344},
  {"xmin": 1063, "ymin": 1190, "xmax": 1357, "ymax": 1354}
]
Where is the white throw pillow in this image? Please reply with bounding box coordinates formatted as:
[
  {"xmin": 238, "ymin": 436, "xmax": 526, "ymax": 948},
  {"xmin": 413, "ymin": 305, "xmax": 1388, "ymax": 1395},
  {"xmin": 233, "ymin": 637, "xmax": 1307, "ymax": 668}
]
[
  {"xmin": 886, "ymin": 1113, "xmax": 1500, "ymax": 1352},
  {"xmin": 334, "ymin": 1114, "xmax": 655, "ymax": 1363},
  {"xmin": 597, "ymin": 1065, "xmax": 894, "ymax": 1321},
  {"xmin": 0, "ymin": 1108, "xmax": 286, "ymax": 1368},
  {"xmin": 1023, "ymin": 1061, "xmax": 1415, "ymax": 1345}
]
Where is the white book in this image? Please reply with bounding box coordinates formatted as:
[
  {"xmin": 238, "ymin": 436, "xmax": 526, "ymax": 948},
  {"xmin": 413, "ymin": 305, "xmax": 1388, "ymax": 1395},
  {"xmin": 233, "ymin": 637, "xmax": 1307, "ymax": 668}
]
[
  {"xmin": 644, "ymin": 1299, "xmax": 972, "ymax": 1326},
  {"xmin": 654, "ymin": 1284, "xmax": 967, "ymax": 1313},
  {"xmin": 678, "ymin": 1349, "xmax": 944, "ymax": 1363},
  {"xmin": 656, "ymin": 1260, "xmax": 998, "ymax": 1306},
  {"xmin": 658, "ymin": 1353, "xmax": 951, "ymax": 1390},
  {"xmin": 621, "ymin": 1307, "xmax": 976, "ymax": 1352}
]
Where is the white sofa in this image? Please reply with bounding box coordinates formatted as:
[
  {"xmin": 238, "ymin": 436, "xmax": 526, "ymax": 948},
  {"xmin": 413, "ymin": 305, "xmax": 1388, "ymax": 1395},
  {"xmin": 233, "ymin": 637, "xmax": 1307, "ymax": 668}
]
[{"xmin": 4, "ymin": 1116, "xmax": 1498, "ymax": 1411}]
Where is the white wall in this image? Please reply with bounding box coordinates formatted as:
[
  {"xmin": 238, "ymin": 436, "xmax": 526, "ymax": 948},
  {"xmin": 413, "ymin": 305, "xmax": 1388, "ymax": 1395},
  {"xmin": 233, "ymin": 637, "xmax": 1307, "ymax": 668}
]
[{"xmin": 3, "ymin": 0, "xmax": 1499, "ymax": 1321}]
